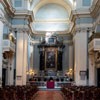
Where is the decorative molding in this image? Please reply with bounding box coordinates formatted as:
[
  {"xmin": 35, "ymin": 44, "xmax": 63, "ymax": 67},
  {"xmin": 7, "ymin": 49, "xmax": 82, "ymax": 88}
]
[
  {"xmin": 90, "ymin": 0, "xmax": 100, "ymax": 18},
  {"xmin": 14, "ymin": 10, "xmax": 34, "ymax": 23},
  {"xmin": 33, "ymin": 0, "xmax": 71, "ymax": 15},
  {"xmin": 71, "ymin": 24, "xmax": 93, "ymax": 37},
  {"xmin": 29, "ymin": 40, "xmax": 40, "ymax": 45},
  {"xmin": 32, "ymin": 31, "xmax": 71, "ymax": 35},
  {"xmin": 29, "ymin": 40, "xmax": 73, "ymax": 45},
  {"xmin": 63, "ymin": 40, "xmax": 73, "ymax": 45},
  {"xmin": 70, "ymin": 8, "xmax": 91, "ymax": 22},
  {"xmin": 93, "ymin": 13, "xmax": 100, "ymax": 28},
  {"xmin": 0, "ymin": 13, "xmax": 12, "ymax": 28},
  {"xmin": 69, "ymin": 9, "xmax": 92, "ymax": 35},
  {"xmin": 69, "ymin": 1, "xmax": 100, "ymax": 35},
  {"xmin": 34, "ymin": 19, "xmax": 70, "ymax": 23},
  {"xmin": 1, "ymin": 0, "xmax": 15, "ymax": 17},
  {"xmin": 75, "ymin": 24, "xmax": 93, "ymax": 32},
  {"xmin": 12, "ymin": 25, "xmax": 30, "ymax": 33}
]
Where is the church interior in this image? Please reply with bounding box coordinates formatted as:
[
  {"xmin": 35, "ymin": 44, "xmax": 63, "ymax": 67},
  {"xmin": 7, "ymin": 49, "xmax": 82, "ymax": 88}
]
[{"xmin": 0, "ymin": 0, "xmax": 100, "ymax": 100}]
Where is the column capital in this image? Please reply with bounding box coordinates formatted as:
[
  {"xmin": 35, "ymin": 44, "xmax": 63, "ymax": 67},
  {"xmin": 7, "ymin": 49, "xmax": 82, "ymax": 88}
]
[
  {"xmin": 72, "ymin": 25, "xmax": 93, "ymax": 36},
  {"xmin": 13, "ymin": 26, "xmax": 30, "ymax": 34},
  {"xmin": 77, "ymin": 24, "xmax": 93, "ymax": 31}
]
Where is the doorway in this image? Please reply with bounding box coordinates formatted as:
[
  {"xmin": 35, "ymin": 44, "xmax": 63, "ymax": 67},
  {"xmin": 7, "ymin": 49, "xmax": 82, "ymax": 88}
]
[
  {"xmin": 97, "ymin": 68, "xmax": 100, "ymax": 87},
  {"xmin": 2, "ymin": 68, "xmax": 6, "ymax": 86}
]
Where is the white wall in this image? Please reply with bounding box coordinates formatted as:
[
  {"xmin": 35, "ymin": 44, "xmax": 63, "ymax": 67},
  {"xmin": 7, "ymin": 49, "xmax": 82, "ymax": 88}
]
[{"xmin": 0, "ymin": 10, "xmax": 4, "ymax": 87}]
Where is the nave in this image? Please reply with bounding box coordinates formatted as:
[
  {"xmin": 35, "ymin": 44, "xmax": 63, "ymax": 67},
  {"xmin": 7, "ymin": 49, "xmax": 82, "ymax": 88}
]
[
  {"xmin": 34, "ymin": 91, "xmax": 64, "ymax": 100},
  {"xmin": 0, "ymin": 85, "xmax": 64, "ymax": 100},
  {"xmin": 0, "ymin": 85, "xmax": 100, "ymax": 100}
]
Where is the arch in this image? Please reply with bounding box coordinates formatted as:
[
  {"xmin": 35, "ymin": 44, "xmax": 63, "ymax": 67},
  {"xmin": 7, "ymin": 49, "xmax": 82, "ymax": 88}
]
[
  {"xmin": 33, "ymin": 0, "xmax": 72, "ymax": 15},
  {"xmin": 35, "ymin": 3, "xmax": 69, "ymax": 20}
]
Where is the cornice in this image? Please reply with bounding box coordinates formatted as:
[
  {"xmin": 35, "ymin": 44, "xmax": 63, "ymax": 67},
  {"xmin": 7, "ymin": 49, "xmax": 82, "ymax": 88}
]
[
  {"xmin": 12, "ymin": 25, "xmax": 30, "ymax": 33},
  {"xmin": 1, "ymin": 1, "xmax": 34, "ymax": 23},
  {"xmin": 75, "ymin": 24, "xmax": 93, "ymax": 32},
  {"xmin": 70, "ymin": 0, "xmax": 100, "ymax": 22},
  {"xmin": 70, "ymin": 0, "xmax": 100, "ymax": 23},
  {"xmin": 69, "ymin": 9, "xmax": 91, "ymax": 34},
  {"xmin": 93, "ymin": 14, "xmax": 100, "ymax": 28},
  {"xmin": 70, "ymin": 8, "xmax": 91, "ymax": 22},
  {"xmin": 1, "ymin": 0, "xmax": 15, "ymax": 17},
  {"xmin": 29, "ymin": 39, "xmax": 73, "ymax": 45},
  {"xmin": 14, "ymin": 10, "xmax": 34, "ymax": 23},
  {"xmin": 32, "ymin": 30, "xmax": 70, "ymax": 35},
  {"xmin": 29, "ymin": 40, "xmax": 40, "ymax": 45},
  {"xmin": 71, "ymin": 23, "xmax": 93, "ymax": 37},
  {"xmin": 0, "ymin": 13, "xmax": 12, "ymax": 28},
  {"xmin": 90, "ymin": 0, "xmax": 100, "ymax": 18},
  {"xmin": 63, "ymin": 40, "xmax": 73, "ymax": 45}
]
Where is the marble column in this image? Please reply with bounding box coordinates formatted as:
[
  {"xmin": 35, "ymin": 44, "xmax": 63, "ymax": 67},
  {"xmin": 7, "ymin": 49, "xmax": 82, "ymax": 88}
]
[
  {"xmin": 74, "ymin": 29, "xmax": 88, "ymax": 85},
  {"xmin": 0, "ymin": 10, "xmax": 4, "ymax": 86},
  {"xmin": 16, "ymin": 30, "xmax": 28, "ymax": 85}
]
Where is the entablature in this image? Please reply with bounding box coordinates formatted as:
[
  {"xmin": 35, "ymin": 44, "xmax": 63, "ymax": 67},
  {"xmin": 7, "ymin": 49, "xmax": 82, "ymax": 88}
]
[
  {"xmin": 1, "ymin": 0, "xmax": 15, "ymax": 17},
  {"xmin": 12, "ymin": 25, "xmax": 30, "ymax": 33},
  {"xmin": 14, "ymin": 10, "xmax": 34, "ymax": 23},
  {"xmin": 70, "ymin": 8, "xmax": 91, "ymax": 23},
  {"xmin": 90, "ymin": 0, "xmax": 100, "ymax": 18}
]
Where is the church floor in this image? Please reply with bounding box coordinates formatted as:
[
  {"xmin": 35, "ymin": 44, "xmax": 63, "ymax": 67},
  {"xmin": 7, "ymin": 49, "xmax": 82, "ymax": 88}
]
[{"xmin": 33, "ymin": 90, "xmax": 64, "ymax": 100}]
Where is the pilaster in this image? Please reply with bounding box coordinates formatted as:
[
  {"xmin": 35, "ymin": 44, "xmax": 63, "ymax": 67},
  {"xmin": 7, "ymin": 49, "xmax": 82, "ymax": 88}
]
[
  {"xmin": 74, "ymin": 28, "xmax": 88, "ymax": 85},
  {"xmin": 16, "ymin": 29, "xmax": 28, "ymax": 85}
]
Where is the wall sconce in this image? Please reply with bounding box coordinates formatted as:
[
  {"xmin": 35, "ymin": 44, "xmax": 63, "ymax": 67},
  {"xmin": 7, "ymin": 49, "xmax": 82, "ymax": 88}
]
[
  {"xmin": 26, "ymin": 69, "xmax": 35, "ymax": 76},
  {"xmin": 66, "ymin": 68, "xmax": 73, "ymax": 78}
]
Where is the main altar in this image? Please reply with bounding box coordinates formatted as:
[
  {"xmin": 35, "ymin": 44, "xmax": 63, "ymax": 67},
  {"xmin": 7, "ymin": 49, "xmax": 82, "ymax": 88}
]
[
  {"xmin": 38, "ymin": 34, "xmax": 65, "ymax": 75},
  {"xmin": 27, "ymin": 34, "xmax": 73, "ymax": 89}
]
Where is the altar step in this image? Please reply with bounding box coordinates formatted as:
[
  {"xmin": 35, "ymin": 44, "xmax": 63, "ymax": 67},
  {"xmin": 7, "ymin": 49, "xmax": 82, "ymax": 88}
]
[
  {"xmin": 33, "ymin": 91, "xmax": 64, "ymax": 100},
  {"xmin": 38, "ymin": 86, "xmax": 61, "ymax": 91}
]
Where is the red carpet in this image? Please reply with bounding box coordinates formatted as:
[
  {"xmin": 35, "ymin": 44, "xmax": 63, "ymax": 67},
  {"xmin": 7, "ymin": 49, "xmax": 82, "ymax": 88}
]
[{"xmin": 33, "ymin": 91, "xmax": 64, "ymax": 100}]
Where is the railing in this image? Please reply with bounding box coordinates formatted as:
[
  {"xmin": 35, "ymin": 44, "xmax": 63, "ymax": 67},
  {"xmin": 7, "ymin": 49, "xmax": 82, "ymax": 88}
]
[
  {"xmin": 3, "ymin": 39, "xmax": 15, "ymax": 52},
  {"xmin": 88, "ymin": 33, "xmax": 100, "ymax": 43},
  {"xmin": 28, "ymin": 81, "xmax": 72, "ymax": 88},
  {"xmin": 88, "ymin": 37, "xmax": 100, "ymax": 52}
]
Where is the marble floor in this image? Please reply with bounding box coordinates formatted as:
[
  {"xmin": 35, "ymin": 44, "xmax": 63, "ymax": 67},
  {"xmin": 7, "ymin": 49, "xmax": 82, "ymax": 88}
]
[{"xmin": 33, "ymin": 90, "xmax": 64, "ymax": 100}]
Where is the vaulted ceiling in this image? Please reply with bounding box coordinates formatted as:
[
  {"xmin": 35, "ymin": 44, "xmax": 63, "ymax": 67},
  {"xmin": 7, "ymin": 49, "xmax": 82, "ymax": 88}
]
[
  {"xmin": 30, "ymin": 0, "xmax": 74, "ymax": 34},
  {"xmin": 31, "ymin": 0, "xmax": 73, "ymax": 14}
]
